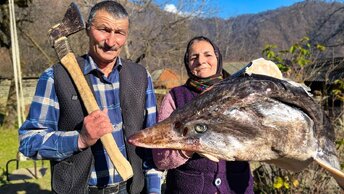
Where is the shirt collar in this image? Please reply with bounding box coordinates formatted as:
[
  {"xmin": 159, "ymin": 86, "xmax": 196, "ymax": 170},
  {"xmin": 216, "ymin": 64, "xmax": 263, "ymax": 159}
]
[{"xmin": 84, "ymin": 54, "xmax": 123, "ymax": 75}]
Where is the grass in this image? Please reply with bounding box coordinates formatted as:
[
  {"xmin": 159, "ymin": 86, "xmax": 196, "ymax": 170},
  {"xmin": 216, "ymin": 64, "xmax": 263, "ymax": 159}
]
[{"xmin": 0, "ymin": 128, "xmax": 51, "ymax": 193}]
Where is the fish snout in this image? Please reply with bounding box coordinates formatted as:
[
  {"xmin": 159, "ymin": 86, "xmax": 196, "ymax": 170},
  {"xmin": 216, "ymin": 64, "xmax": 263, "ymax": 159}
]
[
  {"xmin": 127, "ymin": 121, "xmax": 179, "ymax": 148},
  {"xmin": 127, "ymin": 131, "xmax": 146, "ymax": 147}
]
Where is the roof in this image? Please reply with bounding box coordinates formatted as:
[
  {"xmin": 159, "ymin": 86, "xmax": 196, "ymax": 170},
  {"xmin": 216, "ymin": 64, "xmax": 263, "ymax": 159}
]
[
  {"xmin": 151, "ymin": 68, "xmax": 182, "ymax": 89},
  {"xmin": 223, "ymin": 61, "xmax": 249, "ymax": 75}
]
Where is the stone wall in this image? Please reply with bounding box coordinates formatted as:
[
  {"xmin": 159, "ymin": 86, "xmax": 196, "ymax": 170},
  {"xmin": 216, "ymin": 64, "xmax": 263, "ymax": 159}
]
[
  {"xmin": 0, "ymin": 78, "xmax": 38, "ymax": 125},
  {"xmin": 0, "ymin": 79, "xmax": 12, "ymax": 116}
]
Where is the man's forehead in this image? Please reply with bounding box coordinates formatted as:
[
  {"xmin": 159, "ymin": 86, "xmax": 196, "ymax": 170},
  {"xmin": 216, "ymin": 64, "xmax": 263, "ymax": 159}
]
[{"xmin": 93, "ymin": 10, "xmax": 129, "ymax": 24}]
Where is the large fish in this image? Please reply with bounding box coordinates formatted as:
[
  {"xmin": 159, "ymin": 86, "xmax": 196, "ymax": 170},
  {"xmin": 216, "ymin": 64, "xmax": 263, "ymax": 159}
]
[{"xmin": 128, "ymin": 73, "xmax": 344, "ymax": 188}]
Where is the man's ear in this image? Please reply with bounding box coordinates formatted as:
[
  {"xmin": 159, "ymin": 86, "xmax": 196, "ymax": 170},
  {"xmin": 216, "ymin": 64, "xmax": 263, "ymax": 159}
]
[{"xmin": 85, "ymin": 23, "xmax": 90, "ymax": 36}]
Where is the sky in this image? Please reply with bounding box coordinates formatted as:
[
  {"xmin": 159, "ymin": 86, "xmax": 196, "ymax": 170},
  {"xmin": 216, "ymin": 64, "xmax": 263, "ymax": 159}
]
[
  {"xmin": 213, "ymin": 0, "xmax": 304, "ymax": 18},
  {"xmin": 154, "ymin": 0, "xmax": 305, "ymax": 19}
]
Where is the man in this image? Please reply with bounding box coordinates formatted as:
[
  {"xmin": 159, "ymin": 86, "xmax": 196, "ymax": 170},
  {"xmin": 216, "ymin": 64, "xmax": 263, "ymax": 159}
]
[{"xmin": 18, "ymin": 1, "xmax": 161, "ymax": 193}]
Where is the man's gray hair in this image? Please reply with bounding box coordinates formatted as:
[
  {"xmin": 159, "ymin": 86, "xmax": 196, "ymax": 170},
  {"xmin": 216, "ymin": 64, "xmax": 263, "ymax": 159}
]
[{"xmin": 86, "ymin": 1, "xmax": 129, "ymax": 30}]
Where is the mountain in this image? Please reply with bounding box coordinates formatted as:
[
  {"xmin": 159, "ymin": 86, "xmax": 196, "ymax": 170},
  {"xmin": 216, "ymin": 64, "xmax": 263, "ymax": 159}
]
[
  {"xmin": 189, "ymin": 1, "xmax": 344, "ymax": 62},
  {"xmin": 0, "ymin": 0, "xmax": 344, "ymax": 78}
]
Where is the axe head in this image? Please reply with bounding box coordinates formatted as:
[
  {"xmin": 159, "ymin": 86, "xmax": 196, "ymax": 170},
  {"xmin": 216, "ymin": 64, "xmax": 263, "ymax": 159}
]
[{"xmin": 48, "ymin": 2, "xmax": 85, "ymax": 49}]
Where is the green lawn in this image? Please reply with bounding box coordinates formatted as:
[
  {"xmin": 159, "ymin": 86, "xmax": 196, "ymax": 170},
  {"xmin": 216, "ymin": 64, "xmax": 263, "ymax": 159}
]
[{"xmin": 0, "ymin": 128, "xmax": 51, "ymax": 193}]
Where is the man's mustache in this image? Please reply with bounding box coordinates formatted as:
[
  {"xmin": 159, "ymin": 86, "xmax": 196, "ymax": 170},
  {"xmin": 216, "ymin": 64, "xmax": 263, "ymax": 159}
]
[{"xmin": 98, "ymin": 42, "xmax": 119, "ymax": 51}]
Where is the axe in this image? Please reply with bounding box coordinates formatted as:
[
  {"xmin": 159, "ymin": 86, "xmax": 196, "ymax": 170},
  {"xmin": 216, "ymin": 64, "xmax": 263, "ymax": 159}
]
[{"xmin": 48, "ymin": 2, "xmax": 133, "ymax": 180}]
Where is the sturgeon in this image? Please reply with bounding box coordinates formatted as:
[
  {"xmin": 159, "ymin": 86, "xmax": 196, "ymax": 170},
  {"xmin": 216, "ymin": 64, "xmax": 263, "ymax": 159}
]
[{"xmin": 128, "ymin": 74, "xmax": 344, "ymax": 188}]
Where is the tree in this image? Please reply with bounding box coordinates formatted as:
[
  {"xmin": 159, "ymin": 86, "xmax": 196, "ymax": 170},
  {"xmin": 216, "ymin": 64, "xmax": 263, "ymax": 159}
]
[
  {"xmin": 262, "ymin": 36, "xmax": 326, "ymax": 82},
  {"xmin": 0, "ymin": 0, "xmax": 31, "ymax": 48},
  {"xmin": 124, "ymin": 0, "xmax": 214, "ymax": 80},
  {"xmin": 258, "ymin": 36, "xmax": 344, "ymax": 193}
]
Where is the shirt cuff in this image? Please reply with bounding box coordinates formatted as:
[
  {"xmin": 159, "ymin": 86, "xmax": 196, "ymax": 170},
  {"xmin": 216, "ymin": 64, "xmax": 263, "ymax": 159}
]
[
  {"xmin": 63, "ymin": 130, "xmax": 82, "ymax": 153},
  {"xmin": 145, "ymin": 170, "xmax": 162, "ymax": 194}
]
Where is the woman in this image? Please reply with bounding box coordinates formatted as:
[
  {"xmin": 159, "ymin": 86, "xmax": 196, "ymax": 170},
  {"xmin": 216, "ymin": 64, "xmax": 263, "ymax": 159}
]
[{"xmin": 153, "ymin": 36, "xmax": 254, "ymax": 194}]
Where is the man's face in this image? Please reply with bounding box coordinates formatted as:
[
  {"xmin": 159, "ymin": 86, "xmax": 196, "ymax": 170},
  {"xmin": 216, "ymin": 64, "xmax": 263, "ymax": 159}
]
[{"xmin": 87, "ymin": 10, "xmax": 129, "ymax": 65}]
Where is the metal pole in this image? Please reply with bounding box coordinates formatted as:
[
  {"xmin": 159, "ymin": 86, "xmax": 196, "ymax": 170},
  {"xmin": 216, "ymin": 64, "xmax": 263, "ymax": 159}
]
[{"xmin": 9, "ymin": 0, "xmax": 25, "ymax": 125}]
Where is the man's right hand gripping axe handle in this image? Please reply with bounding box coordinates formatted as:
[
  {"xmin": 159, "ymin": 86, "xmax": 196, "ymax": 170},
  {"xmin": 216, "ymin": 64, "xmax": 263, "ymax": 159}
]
[{"xmin": 48, "ymin": 2, "xmax": 133, "ymax": 180}]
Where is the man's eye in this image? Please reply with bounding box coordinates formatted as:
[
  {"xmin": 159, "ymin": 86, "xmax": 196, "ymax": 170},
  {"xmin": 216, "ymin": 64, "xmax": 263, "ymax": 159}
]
[
  {"xmin": 115, "ymin": 31, "xmax": 126, "ymax": 36},
  {"xmin": 99, "ymin": 28, "xmax": 110, "ymax": 33}
]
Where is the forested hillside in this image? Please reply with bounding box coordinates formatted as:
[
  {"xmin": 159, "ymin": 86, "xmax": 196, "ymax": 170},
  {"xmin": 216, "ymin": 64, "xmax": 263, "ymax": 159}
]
[
  {"xmin": 0, "ymin": 0, "xmax": 344, "ymax": 77},
  {"xmin": 191, "ymin": 1, "xmax": 344, "ymax": 62}
]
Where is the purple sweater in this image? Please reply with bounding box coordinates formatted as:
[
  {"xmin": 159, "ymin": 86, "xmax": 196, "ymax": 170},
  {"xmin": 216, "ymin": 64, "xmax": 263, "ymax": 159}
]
[{"xmin": 153, "ymin": 85, "xmax": 254, "ymax": 194}]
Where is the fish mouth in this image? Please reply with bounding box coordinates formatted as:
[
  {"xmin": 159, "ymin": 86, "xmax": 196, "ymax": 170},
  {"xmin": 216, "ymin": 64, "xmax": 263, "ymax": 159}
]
[
  {"xmin": 127, "ymin": 131, "xmax": 170, "ymax": 149},
  {"xmin": 127, "ymin": 121, "xmax": 190, "ymax": 149},
  {"xmin": 128, "ymin": 120, "xmax": 205, "ymax": 152},
  {"xmin": 128, "ymin": 130, "xmax": 221, "ymax": 163}
]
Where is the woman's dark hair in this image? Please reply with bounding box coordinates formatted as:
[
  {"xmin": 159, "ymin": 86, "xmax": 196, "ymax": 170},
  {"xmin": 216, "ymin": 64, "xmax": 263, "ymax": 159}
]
[{"xmin": 184, "ymin": 36, "xmax": 227, "ymax": 79}]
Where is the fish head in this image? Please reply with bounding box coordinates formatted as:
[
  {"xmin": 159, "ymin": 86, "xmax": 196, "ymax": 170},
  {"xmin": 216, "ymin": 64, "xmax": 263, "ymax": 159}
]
[{"xmin": 128, "ymin": 84, "xmax": 266, "ymax": 161}]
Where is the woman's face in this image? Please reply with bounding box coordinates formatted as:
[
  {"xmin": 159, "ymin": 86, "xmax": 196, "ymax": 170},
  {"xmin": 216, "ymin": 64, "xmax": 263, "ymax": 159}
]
[{"xmin": 188, "ymin": 40, "xmax": 218, "ymax": 78}]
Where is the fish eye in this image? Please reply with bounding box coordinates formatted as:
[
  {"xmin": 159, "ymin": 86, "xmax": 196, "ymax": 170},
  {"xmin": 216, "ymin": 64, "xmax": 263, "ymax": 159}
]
[{"xmin": 194, "ymin": 124, "xmax": 207, "ymax": 133}]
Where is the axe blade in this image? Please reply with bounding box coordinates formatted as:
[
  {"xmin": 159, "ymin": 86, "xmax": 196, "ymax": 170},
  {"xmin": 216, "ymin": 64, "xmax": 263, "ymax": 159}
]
[
  {"xmin": 48, "ymin": 2, "xmax": 85, "ymax": 48},
  {"xmin": 62, "ymin": 2, "xmax": 85, "ymax": 35}
]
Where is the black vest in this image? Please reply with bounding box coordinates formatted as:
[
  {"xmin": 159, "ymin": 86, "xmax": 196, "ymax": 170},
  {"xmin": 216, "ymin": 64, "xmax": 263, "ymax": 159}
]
[{"xmin": 51, "ymin": 55, "xmax": 148, "ymax": 194}]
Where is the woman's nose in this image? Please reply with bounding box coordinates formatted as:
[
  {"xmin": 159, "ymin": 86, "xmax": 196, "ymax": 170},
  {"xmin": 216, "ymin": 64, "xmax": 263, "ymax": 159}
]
[{"xmin": 197, "ymin": 55, "xmax": 206, "ymax": 64}]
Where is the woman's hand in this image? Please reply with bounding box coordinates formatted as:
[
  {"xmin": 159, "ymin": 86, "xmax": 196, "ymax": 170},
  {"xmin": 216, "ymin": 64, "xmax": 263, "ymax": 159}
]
[{"xmin": 179, "ymin": 150, "xmax": 194, "ymax": 159}]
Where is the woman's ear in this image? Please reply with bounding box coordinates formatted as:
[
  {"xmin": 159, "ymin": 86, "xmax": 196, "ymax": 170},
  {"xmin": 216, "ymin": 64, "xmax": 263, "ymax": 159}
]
[{"xmin": 215, "ymin": 51, "xmax": 219, "ymax": 58}]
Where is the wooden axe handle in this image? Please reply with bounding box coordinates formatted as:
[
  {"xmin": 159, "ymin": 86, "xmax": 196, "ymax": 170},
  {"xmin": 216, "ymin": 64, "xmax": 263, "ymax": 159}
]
[{"xmin": 60, "ymin": 52, "xmax": 133, "ymax": 180}]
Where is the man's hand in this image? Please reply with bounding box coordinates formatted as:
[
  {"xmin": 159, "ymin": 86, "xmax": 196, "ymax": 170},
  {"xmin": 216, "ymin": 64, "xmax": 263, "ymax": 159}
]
[{"xmin": 78, "ymin": 109, "xmax": 113, "ymax": 149}]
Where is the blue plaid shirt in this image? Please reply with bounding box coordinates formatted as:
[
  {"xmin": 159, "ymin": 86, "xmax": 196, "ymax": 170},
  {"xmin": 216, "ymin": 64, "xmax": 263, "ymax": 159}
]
[{"xmin": 19, "ymin": 55, "xmax": 161, "ymax": 193}]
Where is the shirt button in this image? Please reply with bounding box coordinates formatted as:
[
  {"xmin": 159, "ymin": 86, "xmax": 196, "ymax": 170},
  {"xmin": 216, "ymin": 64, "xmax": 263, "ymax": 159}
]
[{"xmin": 214, "ymin": 178, "xmax": 222, "ymax": 186}]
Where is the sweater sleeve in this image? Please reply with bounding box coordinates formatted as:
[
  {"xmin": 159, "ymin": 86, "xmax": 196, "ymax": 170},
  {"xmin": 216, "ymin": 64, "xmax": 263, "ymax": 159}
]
[
  {"xmin": 157, "ymin": 92, "xmax": 175, "ymax": 122},
  {"xmin": 152, "ymin": 93, "xmax": 190, "ymax": 170}
]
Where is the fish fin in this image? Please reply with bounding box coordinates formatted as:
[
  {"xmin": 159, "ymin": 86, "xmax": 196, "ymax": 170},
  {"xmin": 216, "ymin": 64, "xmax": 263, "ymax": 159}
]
[
  {"xmin": 314, "ymin": 156, "xmax": 344, "ymax": 189},
  {"xmin": 199, "ymin": 153, "xmax": 219, "ymax": 162},
  {"xmin": 284, "ymin": 79, "xmax": 313, "ymax": 97},
  {"xmin": 268, "ymin": 157, "xmax": 312, "ymax": 172}
]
